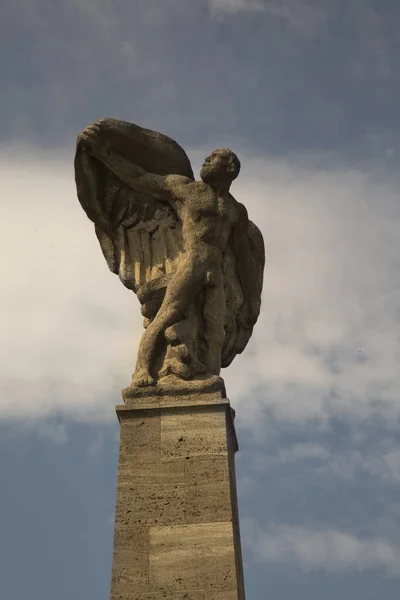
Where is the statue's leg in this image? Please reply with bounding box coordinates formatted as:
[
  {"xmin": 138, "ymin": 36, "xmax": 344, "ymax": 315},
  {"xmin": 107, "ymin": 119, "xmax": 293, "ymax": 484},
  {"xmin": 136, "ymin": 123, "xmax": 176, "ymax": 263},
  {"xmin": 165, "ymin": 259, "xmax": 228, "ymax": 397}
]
[
  {"xmin": 202, "ymin": 271, "xmax": 226, "ymax": 375},
  {"xmin": 132, "ymin": 263, "xmax": 204, "ymax": 386},
  {"xmin": 160, "ymin": 305, "xmax": 207, "ymax": 380}
]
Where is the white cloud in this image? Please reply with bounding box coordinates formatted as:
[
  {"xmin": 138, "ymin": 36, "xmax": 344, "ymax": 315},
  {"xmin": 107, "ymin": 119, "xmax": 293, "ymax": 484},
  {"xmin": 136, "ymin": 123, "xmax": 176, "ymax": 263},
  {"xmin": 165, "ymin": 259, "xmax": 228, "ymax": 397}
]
[
  {"xmin": 33, "ymin": 421, "xmax": 68, "ymax": 444},
  {"xmin": 268, "ymin": 443, "xmax": 330, "ymax": 464},
  {"xmin": 4, "ymin": 420, "xmax": 69, "ymax": 444},
  {"xmin": 86, "ymin": 430, "xmax": 106, "ymax": 460},
  {"xmin": 245, "ymin": 522, "xmax": 400, "ymax": 575},
  {"xmin": 2, "ymin": 145, "xmax": 400, "ymax": 427},
  {"xmin": 209, "ymin": 0, "xmax": 264, "ymax": 14},
  {"xmin": 243, "ymin": 441, "xmax": 400, "ymax": 487},
  {"xmin": 222, "ymin": 156, "xmax": 400, "ymax": 427},
  {"xmin": 208, "ymin": 0, "xmax": 327, "ymax": 34},
  {"xmin": 324, "ymin": 448, "xmax": 400, "ymax": 484},
  {"xmin": 1, "ymin": 147, "xmax": 142, "ymax": 421}
]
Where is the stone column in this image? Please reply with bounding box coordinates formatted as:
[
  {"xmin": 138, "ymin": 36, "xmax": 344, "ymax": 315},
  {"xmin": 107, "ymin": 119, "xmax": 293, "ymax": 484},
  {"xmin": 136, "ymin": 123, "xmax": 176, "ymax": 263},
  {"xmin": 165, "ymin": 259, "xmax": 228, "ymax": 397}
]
[{"xmin": 110, "ymin": 391, "xmax": 246, "ymax": 600}]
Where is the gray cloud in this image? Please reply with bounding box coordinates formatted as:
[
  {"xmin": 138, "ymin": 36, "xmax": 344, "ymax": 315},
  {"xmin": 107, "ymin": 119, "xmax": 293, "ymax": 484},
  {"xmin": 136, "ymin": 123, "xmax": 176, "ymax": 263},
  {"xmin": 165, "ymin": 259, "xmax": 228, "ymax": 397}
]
[
  {"xmin": 1, "ymin": 147, "xmax": 141, "ymax": 421},
  {"xmin": 224, "ymin": 156, "xmax": 400, "ymax": 427},
  {"xmin": 2, "ymin": 0, "xmax": 400, "ymax": 158}
]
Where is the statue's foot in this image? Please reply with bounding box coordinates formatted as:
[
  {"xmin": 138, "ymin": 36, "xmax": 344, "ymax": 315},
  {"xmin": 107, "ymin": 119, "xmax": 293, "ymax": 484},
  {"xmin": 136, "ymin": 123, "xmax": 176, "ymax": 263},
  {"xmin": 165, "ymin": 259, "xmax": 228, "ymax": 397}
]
[
  {"xmin": 159, "ymin": 358, "xmax": 192, "ymax": 380},
  {"xmin": 158, "ymin": 357, "xmax": 208, "ymax": 380},
  {"xmin": 162, "ymin": 342, "xmax": 207, "ymax": 373},
  {"xmin": 131, "ymin": 368, "xmax": 155, "ymax": 387}
]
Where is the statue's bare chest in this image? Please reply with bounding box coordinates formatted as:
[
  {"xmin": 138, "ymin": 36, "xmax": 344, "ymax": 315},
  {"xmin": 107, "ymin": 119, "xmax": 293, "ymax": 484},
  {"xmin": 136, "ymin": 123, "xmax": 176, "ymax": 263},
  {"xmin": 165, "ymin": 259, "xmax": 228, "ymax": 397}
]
[{"xmin": 190, "ymin": 190, "xmax": 235, "ymax": 224}]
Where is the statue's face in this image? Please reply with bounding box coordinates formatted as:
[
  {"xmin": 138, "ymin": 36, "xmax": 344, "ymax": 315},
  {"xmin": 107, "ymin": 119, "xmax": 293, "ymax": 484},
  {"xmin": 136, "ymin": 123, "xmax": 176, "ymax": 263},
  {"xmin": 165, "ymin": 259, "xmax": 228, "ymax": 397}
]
[{"xmin": 200, "ymin": 149, "xmax": 230, "ymax": 183}]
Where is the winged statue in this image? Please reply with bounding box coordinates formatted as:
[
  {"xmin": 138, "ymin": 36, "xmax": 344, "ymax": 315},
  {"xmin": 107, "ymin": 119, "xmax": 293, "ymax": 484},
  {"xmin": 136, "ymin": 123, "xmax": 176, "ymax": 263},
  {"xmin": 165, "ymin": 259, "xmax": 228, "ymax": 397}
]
[{"xmin": 74, "ymin": 118, "xmax": 265, "ymax": 398}]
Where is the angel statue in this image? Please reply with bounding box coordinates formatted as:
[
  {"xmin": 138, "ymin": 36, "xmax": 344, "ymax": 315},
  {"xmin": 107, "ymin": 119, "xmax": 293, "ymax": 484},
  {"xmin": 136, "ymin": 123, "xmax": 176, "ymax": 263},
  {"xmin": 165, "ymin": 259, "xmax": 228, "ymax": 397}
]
[{"xmin": 75, "ymin": 118, "xmax": 265, "ymax": 398}]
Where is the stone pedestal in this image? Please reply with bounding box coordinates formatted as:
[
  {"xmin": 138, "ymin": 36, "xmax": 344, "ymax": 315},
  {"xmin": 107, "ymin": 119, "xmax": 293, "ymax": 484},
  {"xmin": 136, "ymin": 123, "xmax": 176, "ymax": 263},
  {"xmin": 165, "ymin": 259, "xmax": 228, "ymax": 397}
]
[{"xmin": 110, "ymin": 391, "xmax": 246, "ymax": 600}]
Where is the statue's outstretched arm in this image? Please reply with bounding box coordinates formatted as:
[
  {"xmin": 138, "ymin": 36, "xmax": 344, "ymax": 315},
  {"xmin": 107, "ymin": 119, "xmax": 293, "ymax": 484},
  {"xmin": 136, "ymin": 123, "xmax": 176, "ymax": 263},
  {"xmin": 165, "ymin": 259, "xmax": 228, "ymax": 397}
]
[
  {"xmin": 78, "ymin": 121, "xmax": 190, "ymax": 203},
  {"xmin": 234, "ymin": 204, "xmax": 262, "ymax": 327},
  {"xmin": 96, "ymin": 148, "xmax": 177, "ymax": 201}
]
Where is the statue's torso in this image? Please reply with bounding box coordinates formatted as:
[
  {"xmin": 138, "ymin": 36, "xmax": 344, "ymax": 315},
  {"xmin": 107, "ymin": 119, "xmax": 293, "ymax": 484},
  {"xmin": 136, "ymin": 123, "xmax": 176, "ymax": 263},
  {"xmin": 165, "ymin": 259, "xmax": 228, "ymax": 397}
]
[{"xmin": 177, "ymin": 182, "xmax": 238, "ymax": 255}]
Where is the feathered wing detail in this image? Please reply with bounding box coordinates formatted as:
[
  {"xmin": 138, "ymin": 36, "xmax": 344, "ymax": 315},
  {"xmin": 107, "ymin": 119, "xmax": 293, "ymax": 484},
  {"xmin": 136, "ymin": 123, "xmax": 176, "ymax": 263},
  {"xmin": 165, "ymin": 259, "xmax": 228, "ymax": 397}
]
[
  {"xmin": 221, "ymin": 220, "xmax": 265, "ymax": 368},
  {"xmin": 75, "ymin": 149, "xmax": 181, "ymax": 300},
  {"xmin": 74, "ymin": 121, "xmax": 194, "ymax": 318}
]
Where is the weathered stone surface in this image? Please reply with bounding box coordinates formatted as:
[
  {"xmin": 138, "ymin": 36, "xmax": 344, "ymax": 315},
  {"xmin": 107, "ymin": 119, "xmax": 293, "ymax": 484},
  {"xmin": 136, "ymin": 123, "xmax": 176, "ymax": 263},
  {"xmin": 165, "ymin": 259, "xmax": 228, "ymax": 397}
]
[
  {"xmin": 160, "ymin": 407, "xmax": 228, "ymax": 461},
  {"xmin": 115, "ymin": 481, "xmax": 186, "ymax": 526},
  {"xmin": 75, "ymin": 118, "xmax": 265, "ymax": 394},
  {"xmin": 118, "ymin": 411, "xmax": 160, "ymax": 463},
  {"xmin": 184, "ymin": 458, "xmax": 232, "ymax": 523},
  {"xmin": 118, "ymin": 391, "xmax": 229, "ymax": 411},
  {"xmin": 112, "ymin": 525, "xmax": 149, "ymax": 555},
  {"xmin": 159, "ymin": 391, "xmax": 227, "ymax": 408},
  {"xmin": 117, "ymin": 459, "xmax": 185, "ymax": 485},
  {"xmin": 149, "ymin": 522, "xmax": 237, "ymax": 591},
  {"xmin": 110, "ymin": 527, "xmax": 149, "ymax": 595},
  {"xmin": 111, "ymin": 592, "xmax": 206, "ymax": 600},
  {"xmin": 206, "ymin": 591, "xmax": 240, "ymax": 600}
]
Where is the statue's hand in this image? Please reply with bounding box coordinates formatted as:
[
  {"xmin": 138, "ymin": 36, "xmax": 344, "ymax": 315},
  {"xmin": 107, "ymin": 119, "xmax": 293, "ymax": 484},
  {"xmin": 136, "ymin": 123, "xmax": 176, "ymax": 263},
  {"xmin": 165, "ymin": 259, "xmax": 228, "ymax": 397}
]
[{"xmin": 77, "ymin": 119, "xmax": 111, "ymax": 158}]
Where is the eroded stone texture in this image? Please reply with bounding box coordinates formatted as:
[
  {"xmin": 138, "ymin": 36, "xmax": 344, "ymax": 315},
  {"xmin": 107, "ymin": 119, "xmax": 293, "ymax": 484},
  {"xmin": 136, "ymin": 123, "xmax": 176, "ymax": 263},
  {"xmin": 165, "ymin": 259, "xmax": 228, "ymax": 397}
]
[
  {"xmin": 119, "ymin": 410, "xmax": 161, "ymax": 463},
  {"xmin": 184, "ymin": 458, "xmax": 232, "ymax": 523},
  {"xmin": 117, "ymin": 459, "xmax": 185, "ymax": 485},
  {"xmin": 111, "ymin": 592, "xmax": 205, "ymax": 600},
  {"xmin": 111, "ymin": 526, "xmax": 149, "ymax": 594},
  {"xmin": 160, "ymin": 407, "xmax": 229, "ymax": 461},
  {"xmin": 75, "ymin": 118, "xmax": 265, "ymax": 394},
  {"xmin": 110, "ymin": 394, "xmax": 245, "ymax": 599},
  {"xmin": 206, "ymin": 592, "xmax": 242, "ymax": 600},
  {"xmin": 115, "ymin": 481, "xmax": 186, "ymax": 527},
  {"xmin": 149, "ymin": 522, "xmax": 237, "ymax": 590}
]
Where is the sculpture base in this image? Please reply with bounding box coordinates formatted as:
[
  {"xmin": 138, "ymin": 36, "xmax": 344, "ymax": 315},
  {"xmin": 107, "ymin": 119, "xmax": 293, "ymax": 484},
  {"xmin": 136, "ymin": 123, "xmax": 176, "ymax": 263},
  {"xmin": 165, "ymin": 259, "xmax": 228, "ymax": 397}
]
[
  {"xmin": 122, "ymin": 374, "xmax": 226, "ymax": 401},
  {"xmin": 110, "ymin": 390, "xmax": 245, "ymax": 599}
]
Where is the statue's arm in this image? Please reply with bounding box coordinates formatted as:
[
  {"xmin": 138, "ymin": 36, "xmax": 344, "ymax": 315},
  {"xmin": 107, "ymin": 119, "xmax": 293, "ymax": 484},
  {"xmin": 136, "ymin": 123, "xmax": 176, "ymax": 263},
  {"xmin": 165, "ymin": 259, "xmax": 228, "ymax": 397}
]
[
  {"xmin": 233, "ymin": 203, "xmax": 262, "ymax": 327},
  {"xmin": 78, "ymin": 121, "xmax": 190, "ymax": 203},
  {"xmin": 95, "ymin": 148, "xmax": 188, "ymax": 202}
]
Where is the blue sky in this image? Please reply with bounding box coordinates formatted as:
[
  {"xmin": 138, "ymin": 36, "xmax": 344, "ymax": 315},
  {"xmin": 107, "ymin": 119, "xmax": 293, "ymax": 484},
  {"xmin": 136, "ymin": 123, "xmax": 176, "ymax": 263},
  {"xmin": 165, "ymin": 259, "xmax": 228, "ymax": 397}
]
[{"xmin": 2, "ymin": 1, "xmax": 400, "ymax": 598}]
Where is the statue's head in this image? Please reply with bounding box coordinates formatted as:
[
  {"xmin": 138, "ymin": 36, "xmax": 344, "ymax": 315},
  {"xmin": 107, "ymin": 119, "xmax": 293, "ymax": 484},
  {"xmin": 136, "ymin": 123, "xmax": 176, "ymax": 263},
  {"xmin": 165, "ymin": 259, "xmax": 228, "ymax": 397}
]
[{"xmin": 200, "ymin": 148, "xmax": 241, "ymax": 185}]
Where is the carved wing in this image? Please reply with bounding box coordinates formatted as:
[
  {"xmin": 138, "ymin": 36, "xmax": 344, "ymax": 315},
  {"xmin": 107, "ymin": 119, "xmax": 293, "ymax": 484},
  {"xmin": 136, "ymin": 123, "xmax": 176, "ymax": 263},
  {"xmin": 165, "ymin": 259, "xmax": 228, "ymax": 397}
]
[
  {"xmin": 222, "ymin": 219, "xmax": 265, "ymax": 368},
  {"xmin": 74, "ymin": 120, "xmax": 194, "ymax": 318}
]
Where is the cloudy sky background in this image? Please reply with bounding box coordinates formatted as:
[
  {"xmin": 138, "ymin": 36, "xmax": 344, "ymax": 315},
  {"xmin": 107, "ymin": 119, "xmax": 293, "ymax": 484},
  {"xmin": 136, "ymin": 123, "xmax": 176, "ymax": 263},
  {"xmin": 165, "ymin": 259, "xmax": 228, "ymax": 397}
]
[{"xmin": 2, "ymin": 1, "xmax": 400, "ymax": 598}]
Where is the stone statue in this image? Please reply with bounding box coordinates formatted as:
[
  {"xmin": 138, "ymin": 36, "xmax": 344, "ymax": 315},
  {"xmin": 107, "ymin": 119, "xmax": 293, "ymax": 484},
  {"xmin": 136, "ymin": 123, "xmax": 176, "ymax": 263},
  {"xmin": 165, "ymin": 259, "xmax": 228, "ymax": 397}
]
[{"xmin": 75, "ymin": 118, "xmax": 265, "ymax": 397}]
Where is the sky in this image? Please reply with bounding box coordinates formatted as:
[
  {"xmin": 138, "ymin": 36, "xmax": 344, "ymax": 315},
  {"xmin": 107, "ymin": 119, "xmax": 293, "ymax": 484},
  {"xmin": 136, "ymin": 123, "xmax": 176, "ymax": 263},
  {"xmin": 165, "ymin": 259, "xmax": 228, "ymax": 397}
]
[{"xmin": 1, "ymin": 0, "xmax": 400, "ymax": 598}]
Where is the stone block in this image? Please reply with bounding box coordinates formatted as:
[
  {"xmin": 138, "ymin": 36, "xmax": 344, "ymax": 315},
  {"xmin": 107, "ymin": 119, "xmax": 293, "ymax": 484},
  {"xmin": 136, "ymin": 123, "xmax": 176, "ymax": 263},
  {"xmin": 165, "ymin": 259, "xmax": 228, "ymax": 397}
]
[
  {"xmin": 119, "ymin": 410, "xmax": 161, "ymax": 463},
  {"xmin": 184, "ymin": 458, "xmax": 232, "ymax": 523},
  {"xmin": 159, "ymin": 392, "xmax": 227, "ymax": 408},
  {"xmin": 160, "ymin": 408, "xmax": 228, "ymax": 461},
  {"xmin": 112, "ymin": 525, "xmax": 149, "ymax": 559},
  {"xmin": 149, "ymin": 522, "xmax": 237, "ymax": 591},
  {"xmin": 111, "ymin": 592, "xmax": 206, "ymax": 600},
  {"xmin": 118, "ymin": 459, "xmax": 185, "ymax": 485},
  {"xmin": 110, "ymin": 527, "xmax": 149, "ymax": 595},
  {"xmin": 115, "ymin": 481, "xmax": 186, "ymax": 526},
  {"xmin": 206, "ymin": 591, "xmax": 240, "ymax": 600}
]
